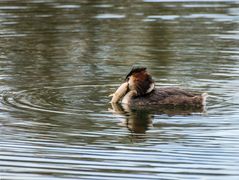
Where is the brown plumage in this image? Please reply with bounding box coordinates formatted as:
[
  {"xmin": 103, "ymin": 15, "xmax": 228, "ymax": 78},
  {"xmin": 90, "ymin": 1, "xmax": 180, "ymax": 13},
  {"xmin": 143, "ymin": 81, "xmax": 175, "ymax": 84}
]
[{"xmin": 130, "ymin": 87, "xmax": 205, "ymax": 108}]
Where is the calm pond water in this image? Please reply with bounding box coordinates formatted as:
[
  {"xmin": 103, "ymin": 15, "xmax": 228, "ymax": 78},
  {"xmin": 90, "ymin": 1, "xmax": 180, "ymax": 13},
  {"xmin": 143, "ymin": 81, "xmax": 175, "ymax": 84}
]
[{"xmin": 1, "ymin": 0, "xmax": 239, "ymax": 179}]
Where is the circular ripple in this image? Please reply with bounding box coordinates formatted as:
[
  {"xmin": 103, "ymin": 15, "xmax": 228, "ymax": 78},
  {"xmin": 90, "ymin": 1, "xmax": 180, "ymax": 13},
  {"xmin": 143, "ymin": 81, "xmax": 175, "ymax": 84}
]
[{"xmin": 0, "ymin": 85, "xmax": 113, "ymax": 115}]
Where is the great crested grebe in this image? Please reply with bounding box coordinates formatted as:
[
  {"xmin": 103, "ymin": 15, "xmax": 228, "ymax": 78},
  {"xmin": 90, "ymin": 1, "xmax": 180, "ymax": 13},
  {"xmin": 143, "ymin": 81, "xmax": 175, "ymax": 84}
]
[{"xmin": 110, "ymin": 67, "xmax": 208, "ymax": 108}]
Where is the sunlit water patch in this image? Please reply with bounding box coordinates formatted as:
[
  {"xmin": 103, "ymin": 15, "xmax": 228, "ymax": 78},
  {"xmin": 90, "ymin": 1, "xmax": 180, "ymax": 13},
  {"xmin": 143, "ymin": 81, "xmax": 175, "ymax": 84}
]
[{"xmin": 95, "ymin": 14, "xmax": 126, "ymax": 19}]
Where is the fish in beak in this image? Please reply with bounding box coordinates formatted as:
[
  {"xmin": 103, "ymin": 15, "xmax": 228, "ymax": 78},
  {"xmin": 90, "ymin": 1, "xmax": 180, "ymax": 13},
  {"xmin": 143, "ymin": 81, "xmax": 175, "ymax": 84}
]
[{"xmin": 109, "ymin": 82, "xmax": 129, "ymax": 103}]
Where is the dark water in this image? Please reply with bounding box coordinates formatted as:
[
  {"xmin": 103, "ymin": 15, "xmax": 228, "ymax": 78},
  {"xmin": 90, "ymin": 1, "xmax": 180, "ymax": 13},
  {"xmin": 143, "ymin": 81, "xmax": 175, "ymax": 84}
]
[{"xmin": 1, "ymin": 0, "xmax": 239, "ymax": 179}]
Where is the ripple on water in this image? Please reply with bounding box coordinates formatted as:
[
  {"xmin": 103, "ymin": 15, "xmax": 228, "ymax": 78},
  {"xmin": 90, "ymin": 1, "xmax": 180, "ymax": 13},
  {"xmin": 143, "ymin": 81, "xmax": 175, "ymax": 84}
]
[
  {"xmin": 0, "ymin": 85, "xmax": 111, "ymax": 115},
  {"xmin": 1, "ymin": 135, "xmax": 239, "ymax": 180},
  {"xmin": 1, "ymin": 80, "xmax": 239, "ymax": 179}
]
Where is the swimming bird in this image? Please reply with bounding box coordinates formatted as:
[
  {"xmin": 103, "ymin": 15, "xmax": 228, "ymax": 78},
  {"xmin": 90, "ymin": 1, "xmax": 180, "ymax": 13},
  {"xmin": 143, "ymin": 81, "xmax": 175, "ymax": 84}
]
[{"xmin": 109, "ymin": 67, "xmax": 207, "ymax": 108}]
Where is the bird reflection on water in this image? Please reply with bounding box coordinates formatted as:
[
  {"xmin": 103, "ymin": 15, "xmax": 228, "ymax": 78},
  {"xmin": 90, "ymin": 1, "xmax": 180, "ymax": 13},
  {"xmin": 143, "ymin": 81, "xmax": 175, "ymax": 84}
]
[{"xmin": 110, "ymin": 102, "xmax": 205, "ymax": 134}]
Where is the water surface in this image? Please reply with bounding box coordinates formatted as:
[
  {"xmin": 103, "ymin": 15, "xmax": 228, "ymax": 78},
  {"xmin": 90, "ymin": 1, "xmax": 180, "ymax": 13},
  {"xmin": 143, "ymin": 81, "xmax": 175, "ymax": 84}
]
[{"xmin": 1, "ymin": 0, "xmax": 239, "ymax": 179}]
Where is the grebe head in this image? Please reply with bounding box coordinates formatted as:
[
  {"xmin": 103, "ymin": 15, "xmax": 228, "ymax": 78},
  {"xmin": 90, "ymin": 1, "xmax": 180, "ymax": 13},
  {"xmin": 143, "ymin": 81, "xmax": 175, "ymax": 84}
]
[
  {"xmin": 125, "ymin": 66, "xmax": 155, "ymax": 96},
  {"xmin": 109, "ymin": 67, "xmax": 155, "ymax": 104}
]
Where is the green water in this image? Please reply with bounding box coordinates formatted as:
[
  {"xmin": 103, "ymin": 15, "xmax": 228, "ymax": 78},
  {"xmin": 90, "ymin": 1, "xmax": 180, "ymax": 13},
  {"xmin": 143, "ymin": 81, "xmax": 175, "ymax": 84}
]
[{"xmin": 1, "ymin": 0, "xmax": 239, "ymax": 179}]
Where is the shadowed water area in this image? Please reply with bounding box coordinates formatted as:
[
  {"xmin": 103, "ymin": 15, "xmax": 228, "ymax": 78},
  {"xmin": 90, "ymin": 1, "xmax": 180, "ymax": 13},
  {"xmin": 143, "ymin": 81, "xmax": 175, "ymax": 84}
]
[{"xmin": 1, "ymin": 0, "xmax": 239, "ymax": 179}]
